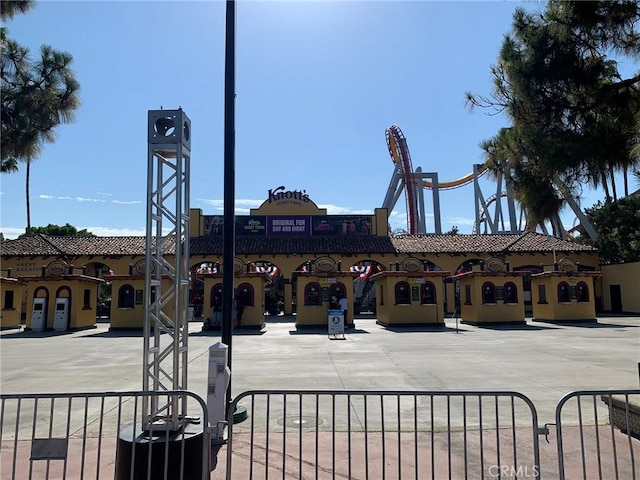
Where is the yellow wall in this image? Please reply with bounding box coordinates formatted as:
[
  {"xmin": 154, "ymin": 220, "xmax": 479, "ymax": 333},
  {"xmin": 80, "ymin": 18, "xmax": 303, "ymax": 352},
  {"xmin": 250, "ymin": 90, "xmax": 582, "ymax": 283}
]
[
  {"xmin": 1, "ymin": 278, "xmax": 25, "ymax": 329},
  {"xmin": 530, "ymin": 273, "xmax": 599, "ymax": 322},
  {"xmin": 1, "ymin": 257, "xmax": 146, "ymax": 278},
  {"xmin": 371, "ymin": 272, "xmax": 448, "ymax": 326},
  {"xmin": 2, "ymin": 234, "xmax": 601, "ymax": 318},
  {"xmin": 373, "ymin": 208, "xmax": 389, "ymax": 236},
  {"xmin": 601, "ymin": 262, "xmax": 640, "ymax": 314},
  {"xmin": 190, "ymin": 208, "xmax": 204, "ymax": 238},
  {"xmin": 295, "ymin": 272, "xmax": 357, "ymax": 327},
  {"xmin": 457, "ymin": 272, "xmax": 526, "ymax": 324},
  {"xmin": 108, "ymin": 276, "xmax": 178, "ymax": 329},
  {"xmin": 201, "ymin": 273, "xmax": 269, "ymax": 328},
  {"xmin": 23, "ymin": 276, "xmax": 102, "ymax": 330}
]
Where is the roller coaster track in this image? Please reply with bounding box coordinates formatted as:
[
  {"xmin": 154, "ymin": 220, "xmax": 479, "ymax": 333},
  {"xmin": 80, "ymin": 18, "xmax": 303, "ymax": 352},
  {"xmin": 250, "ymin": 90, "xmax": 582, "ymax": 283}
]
[
  {"xmin": 471, "ymin": 191, "xmax": 525, "ymax": 234},
  {"xmin": 386, "ymin": 125, "xmax": 490, "ymax": 234},
  {"xmin": 384, "ymin": 124, "xmax": 597, "ymax": 240},
  {"xmin": 386, "ymin": 124, "xmax": 488, "ymax": 192},
  {"xmin": 385, "ymin": 125, "xmax": 421, "ymax": 234}
]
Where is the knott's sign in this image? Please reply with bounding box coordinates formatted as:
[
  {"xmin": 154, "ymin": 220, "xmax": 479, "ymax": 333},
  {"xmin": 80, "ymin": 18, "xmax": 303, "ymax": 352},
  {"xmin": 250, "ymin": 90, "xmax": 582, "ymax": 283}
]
[
  {"xmin": 401, "ymin": 257, "xmax": 423, "ymax": 273},
  {"xmin": 47, "ymin": 261, "xmax": 68, "ymax": 277},
  {"xmin": 558, "ymin": 257, "xmax": 577, "ymax": 273},
  {"xmin": 314, "ymin": 256, "xmax": 337, "ymax": 273},
  {"xmin": 267, "ymin": 186, "xmax": 310, "ymax": 206},
  {"xmin": 134, "ymin": 260, "xmax": 156, "ymax": 275},
  {"xmin": 485, "ymin": 257, "xmax": 505, "ymax": 273},
  {"xmin": 234, "ymin": 257, "xmax": 245, "ymax": 274}
]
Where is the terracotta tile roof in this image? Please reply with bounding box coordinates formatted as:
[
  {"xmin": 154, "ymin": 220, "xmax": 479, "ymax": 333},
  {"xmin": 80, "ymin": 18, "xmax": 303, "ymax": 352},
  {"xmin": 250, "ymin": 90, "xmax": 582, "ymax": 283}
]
[
  {"xmin": 0, "ymin": 234, "xmax": 62, "ymax": 256},
  {"xmin": 0, "ymin": 234, "xmax": 175, "ymax": 257},
  {"xmin": 390, "ymin": 234, "xmax": 519, "ymax": 254},
  {"xmin": 504, "ymin": 232, "xmax": 596, "ymax": 252},
  {"xmin": 390, "ymin": 232, "xmax": 596, "ymax": 254},
  {"xmin": 1, "ymin": 232, "xmax": 596, "ymax": 258}
]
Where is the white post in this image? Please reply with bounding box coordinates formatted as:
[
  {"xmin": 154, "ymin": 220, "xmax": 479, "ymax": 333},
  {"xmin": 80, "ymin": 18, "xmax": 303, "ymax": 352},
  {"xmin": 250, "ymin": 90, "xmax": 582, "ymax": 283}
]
[{"xmin": 208, "ymin": 342, "xmax": 231, "ymax": 443}]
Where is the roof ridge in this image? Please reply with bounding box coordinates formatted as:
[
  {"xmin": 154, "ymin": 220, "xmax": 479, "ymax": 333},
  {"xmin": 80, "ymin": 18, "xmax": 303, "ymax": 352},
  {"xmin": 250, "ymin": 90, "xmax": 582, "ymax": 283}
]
[
  {"xmin": 37, "ymin": 234, "xmax": 67, "ymax": 256},
  {"xmin": 499, "ymin": 231, "xmax": 530, "ymax": 253}
]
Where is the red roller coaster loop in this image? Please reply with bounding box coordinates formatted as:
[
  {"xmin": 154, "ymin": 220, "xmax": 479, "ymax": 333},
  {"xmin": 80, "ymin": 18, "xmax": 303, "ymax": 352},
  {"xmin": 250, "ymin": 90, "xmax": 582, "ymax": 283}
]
[{"xmin": 386, "ymin": 125, "xmax": 420, "ymax": 234}]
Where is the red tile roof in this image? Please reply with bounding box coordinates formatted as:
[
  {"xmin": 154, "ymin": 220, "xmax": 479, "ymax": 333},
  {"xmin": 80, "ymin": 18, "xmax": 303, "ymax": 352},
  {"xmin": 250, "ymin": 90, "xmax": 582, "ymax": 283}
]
[{"xmin": 1, "ymin": 232, "xmax": 596, "ymax": 258}]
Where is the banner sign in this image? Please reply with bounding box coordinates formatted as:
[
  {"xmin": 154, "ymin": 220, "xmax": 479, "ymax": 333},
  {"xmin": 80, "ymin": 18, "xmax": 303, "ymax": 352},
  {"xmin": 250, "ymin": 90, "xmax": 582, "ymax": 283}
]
[
  {"xmin": 328, "ymin": 309, "xmax": 345, "ymax": 337},
  {"xmin": 267, "ymin": 216, "xmax": 311, "ymax": 235},
  {"xmin": 204, "ymin": 216, "xmax": 224, "ymax": 236},
  {"xmin": 237, "ymin": 217, "xmax": 267, "ymax": 235},
  {"xmin": 204, "ymin": 214, "xmax": 374, "ymax": 237},
  {"xmin": 311, "ymin": 215, "xmax": 373, "ymax": 236}
]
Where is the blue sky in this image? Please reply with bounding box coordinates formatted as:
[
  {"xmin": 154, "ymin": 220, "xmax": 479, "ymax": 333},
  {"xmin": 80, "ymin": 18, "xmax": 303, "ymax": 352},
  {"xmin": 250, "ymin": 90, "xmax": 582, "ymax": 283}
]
[{"xmin": 0, "ymin": 0, "xmax": 612, "ymax": 239}]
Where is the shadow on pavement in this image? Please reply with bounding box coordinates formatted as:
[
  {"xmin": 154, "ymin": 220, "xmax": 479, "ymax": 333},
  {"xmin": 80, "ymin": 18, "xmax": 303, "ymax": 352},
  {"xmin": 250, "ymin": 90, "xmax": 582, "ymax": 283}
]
[
  {"xmin": 289, "ymin": 328, "xmax": 370, "ymax": 335},
  {"xmin": 383, "ymin": 325, "xmax": 471, "ymax": 333}
]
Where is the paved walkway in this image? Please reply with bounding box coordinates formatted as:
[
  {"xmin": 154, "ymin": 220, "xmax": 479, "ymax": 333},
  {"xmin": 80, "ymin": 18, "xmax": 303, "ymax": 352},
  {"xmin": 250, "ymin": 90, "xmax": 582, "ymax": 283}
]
[
  {"xmin": 3, "ymin": 315, "xmax": 638, "ymax": 415},
  {"xmin": 1, "ymin": 314, "xmax": 639, "ymax": 478}
]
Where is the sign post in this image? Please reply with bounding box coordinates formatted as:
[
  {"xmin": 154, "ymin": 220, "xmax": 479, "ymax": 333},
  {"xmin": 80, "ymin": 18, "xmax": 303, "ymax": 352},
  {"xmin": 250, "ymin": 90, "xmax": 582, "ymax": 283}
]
[{"xmin": 328, "ymin": 309, "xmax": 345, "ymax": 339}]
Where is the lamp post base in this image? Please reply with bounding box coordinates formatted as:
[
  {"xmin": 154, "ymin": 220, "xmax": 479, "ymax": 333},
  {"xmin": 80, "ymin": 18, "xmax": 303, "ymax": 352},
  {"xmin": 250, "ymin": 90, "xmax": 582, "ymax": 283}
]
[{"xmin": 115, "ymin": 421, "xmax": 206, "ymax": 480}]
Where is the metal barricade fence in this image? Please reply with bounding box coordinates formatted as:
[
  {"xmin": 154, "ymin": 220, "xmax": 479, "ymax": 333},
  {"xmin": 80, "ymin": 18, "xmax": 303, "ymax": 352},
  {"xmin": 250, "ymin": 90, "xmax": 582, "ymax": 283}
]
[
  {"xmin": 226, "ymin": 390, "xmax": 544, "ymax": 480},
  {"xmin": 4, "ymin": 388, "xmax": 638, "ymax": 479},
  {"xmin": 555, "ymin": 389, "xmax": 640, "ymax": 480},
  {"xmin": 0, "ymin": 390, "xmax": 210, "ymax": 480}
]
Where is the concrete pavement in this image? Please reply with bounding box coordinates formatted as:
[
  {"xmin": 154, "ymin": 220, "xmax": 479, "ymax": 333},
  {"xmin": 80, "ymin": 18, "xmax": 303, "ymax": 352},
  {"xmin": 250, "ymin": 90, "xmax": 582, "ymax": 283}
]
[
  {"xmin": 2, "ymin": 315, "xmax": 639, "ymax": 421},
  {"xmin": 1, "ymin": 314, "xmax": 639, "ymax": 478}
]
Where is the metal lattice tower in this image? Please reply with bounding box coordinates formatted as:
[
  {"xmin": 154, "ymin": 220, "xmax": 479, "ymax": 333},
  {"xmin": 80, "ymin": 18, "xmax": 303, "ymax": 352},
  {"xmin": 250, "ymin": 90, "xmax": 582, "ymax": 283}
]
[{"xmin": 144, "ymin": 109, "xmax": 191, "ymax": 429}]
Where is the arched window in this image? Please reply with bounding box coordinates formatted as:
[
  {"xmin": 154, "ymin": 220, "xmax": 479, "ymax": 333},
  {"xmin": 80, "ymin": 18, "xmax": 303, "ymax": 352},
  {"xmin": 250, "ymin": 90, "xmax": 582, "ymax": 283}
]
[
  {"xmin": 304, "ymin": 283, "xmax": 321, "ymax": 306},
  {"xmin": 328, "ymin": 283, "xmax": 346, "ymax": 302},
  {"xmin": 503, "ymin": 282, "xmax": 518, "ymax": 303},
  {"xmin": 576, "ymin": 281, "xmax": 589, "ymax": 302},
  {"xmin": 557, "ymin": 282, "xmax": 571, "ymax": 303},
  {"xmin": 394, "ymin": 281, "xmax": 411, "ymax": 305},
  {"xmin": 210, "ymin": 283, "xmax": 223, "ymax": 307},
  {"xmin": 421, "ymin": 282, "xmax": 436, "ymax": 304},
  {"xmin": 482, "ymin": 282, "xmax": 496, "ymax": 304},
  {"xmin": 236, "ymin": 283, "xmax": 254, "ymax": 307},
  {"xmin": 118, "ymin": 284, "xmax": 135, "ymax": 309}
]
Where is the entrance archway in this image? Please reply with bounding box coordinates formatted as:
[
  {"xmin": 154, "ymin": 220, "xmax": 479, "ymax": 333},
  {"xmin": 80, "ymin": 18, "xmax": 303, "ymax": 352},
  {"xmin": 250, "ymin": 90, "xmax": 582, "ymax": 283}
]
[
  {"xmin": 349, "ymin": 260, "xmax": 385, "ymax": 315},
  {"xmin": 251, "ymin": 261, "xmax": 283, "ymax": 316}
]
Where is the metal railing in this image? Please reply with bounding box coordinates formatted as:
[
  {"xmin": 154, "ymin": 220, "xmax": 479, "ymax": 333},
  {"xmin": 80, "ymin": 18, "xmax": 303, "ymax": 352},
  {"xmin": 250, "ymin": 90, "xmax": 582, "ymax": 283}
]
[
  {"xmin": 0, "ymin": 390, "xmax": 209, "ymax": 480},
  {"xmin": 3, "ymin": 388, "xmax": 638, "ymax": 479},
  {"xmin": 555, "ymin": 389, "xmax": 640, "ymax": 480},
  {"xmin": 226, "ymin": 390, "xmax": 543, "ymax": 479}
]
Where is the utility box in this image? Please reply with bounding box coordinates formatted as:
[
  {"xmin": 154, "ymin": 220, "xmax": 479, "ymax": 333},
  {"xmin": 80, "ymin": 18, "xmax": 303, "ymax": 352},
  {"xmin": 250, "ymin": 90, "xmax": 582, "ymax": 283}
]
[{"xmin": 208, "ymin": 342, "xmax": 230, "ymax": 443}]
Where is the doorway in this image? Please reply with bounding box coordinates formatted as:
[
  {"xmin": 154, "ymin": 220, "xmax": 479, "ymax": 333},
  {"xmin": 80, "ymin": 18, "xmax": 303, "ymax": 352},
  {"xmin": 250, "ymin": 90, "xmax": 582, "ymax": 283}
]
[{"xmin": 609, "ymin": 285, "xmax": 623, "ymax": 313}]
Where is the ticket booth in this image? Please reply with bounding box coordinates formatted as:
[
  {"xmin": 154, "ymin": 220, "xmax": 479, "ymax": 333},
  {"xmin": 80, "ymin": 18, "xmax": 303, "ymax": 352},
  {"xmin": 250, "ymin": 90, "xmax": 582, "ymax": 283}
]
[
  {"xmin": 531, "ymin": 258, "xmax": 600, "ymax": 323},
  {"xmin": 455, "ymin": 257, "xmax": 526, "ymax": 325},
  {"xmin": 294, "ymin": 267, "xmax": 358, "ymax": 328},
  {"xmin": 202, "ymin": 271, "xmax": 270, "ymax": 329},
  {"xmin": 23, "ymin": 266, "xmax": 104, "ymax": 331},
  {"xmin": 108, "ymin": 274, "xmax": 180, "ymax": 330},
  {"xmin": 369, "ymin": 270, "xmax": 450, "ymax": 327},
  {"xmin": 1, "ymin": 276, "xmax": 25, "ymax": 330}
]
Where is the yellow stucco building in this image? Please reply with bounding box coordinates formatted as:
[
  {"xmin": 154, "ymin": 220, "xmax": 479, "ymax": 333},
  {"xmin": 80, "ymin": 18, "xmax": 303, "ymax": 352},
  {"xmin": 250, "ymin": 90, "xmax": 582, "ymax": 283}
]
[
  {"xmin": 2, "ymin": 186, "xmax": 618, "ymax": 331},
  {"xmin": 530, "ymin": 258, "xmax": 601, "ymax": 323},
  {"xmin": 1, "ymin": 276, "xmax": 25, "ymax": 330}
]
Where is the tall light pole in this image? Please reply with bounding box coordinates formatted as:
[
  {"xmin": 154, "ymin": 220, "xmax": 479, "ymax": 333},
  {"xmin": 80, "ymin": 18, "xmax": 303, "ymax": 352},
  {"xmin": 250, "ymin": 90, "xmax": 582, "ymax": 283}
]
[{"xmin": 222, "ymin": 0, "xmax": 236, "ymax": 412}]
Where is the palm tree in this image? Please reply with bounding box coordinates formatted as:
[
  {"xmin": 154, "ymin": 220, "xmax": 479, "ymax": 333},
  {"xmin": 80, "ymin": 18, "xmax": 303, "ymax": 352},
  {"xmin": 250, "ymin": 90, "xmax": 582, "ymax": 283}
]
[
  {"xmin": 0, "ymin": 0, "xmax": 34, "ymax": 20},
  {"xmin": 480, "ymin": 128, "xmax": 566, "ymax": 236},
  {"xmin": 1, "ymin": 36, "xmax": 81, "ymax": 234}
]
